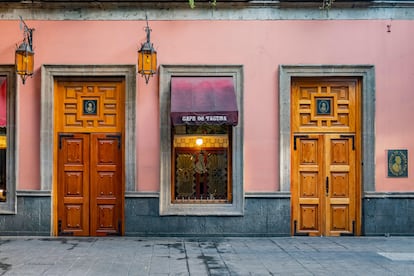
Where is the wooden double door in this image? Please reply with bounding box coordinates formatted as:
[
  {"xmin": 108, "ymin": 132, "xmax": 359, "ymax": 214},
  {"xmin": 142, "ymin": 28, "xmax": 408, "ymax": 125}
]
[
  {"xmin": 291, "ymin": 78, "xmax": 361, "ymax": 236},
  {"xmin": 58, "ymin": 133, "xmax": 123, "ymax": 236},
  {"xmin": 55, "ymin": 79, "xmax": 125, "ymax": 236},
  {"xmin": 292, "ymin": 134, "xmax": 357, "ymax": 236}
]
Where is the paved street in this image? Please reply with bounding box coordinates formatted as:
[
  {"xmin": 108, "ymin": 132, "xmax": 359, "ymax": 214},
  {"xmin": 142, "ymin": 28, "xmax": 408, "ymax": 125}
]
[{"xmin": 0, "ymin": 236, "xmax": 414, "ymax": 275}]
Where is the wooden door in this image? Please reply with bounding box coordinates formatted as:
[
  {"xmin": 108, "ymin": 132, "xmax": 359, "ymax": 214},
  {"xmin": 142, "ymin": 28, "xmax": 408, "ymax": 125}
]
[
  {"xmin": 55, "ymin": 79, "xmax": 125, "ymax": 236},
  {"xmin": 58, "ymin": 133, "xmax": 122, "ymax": 236},
  {"xmin": 292, "ymin": 134, "xmax": 356, "ymax": 236},
  {"xmin": 291, "ymin": 78, "xmax": 361, "ymax": 236},
  {"xmin": 324, "ymin": 134, "xmax": 356, "ymax": 236},
  {"xmin": 58, "ymin": 133, "xmax": 90, "ymax": 236},
  {"xmin": 90, "ymin": 133, "xmax": 122, "ymax": 236}
]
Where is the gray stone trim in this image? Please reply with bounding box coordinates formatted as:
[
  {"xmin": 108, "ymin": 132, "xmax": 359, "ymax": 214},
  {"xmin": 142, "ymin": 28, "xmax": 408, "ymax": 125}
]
[
  {"xmin": 1, "ymin": 4, "xmax": 414, "ymax": 20},
  {"xmin": 40, "ymin": 64, "xmax": 137, "ymax": 193},
  {"xmin": 279, "ymin": 65, "xmax": 375, "ymax": 192},
  {"xmin": 125, "ymin": 192, "xmax": 291, "ymax": 199},
  {"xmin": 125, "ymin": 191, "xmax": 160, "ymax": 198},
  {"xmin": 245, "ymin": 192, "xmax": 291, "ymax": 198},
  {"xmin": 0, "ymin": 65, "xmax": 17, "ymax": 214},
  {"xmin": 159, "ymin": 64, "xmax": 244, "ymax": 216},
  {"xmin": 364, "ymin": 192, "xmax": 414, "ymax": 198},
  {"xmin": 17, "ymin": 190, "xmax": 51, "ymax": 197}
]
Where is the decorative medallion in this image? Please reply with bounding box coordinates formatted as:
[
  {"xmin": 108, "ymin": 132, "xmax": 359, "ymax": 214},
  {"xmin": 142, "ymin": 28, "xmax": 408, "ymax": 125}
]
[
  {"xmin": 83, "ymin": 99, "xmax": 97, "ymax": 115},
  {"xmin": 316, "ymin": 98, "xmax": 332, "ymax": 115},
  {"xmin": 388, "ymin": 149, "xmax": 408, "ymax": 177}
]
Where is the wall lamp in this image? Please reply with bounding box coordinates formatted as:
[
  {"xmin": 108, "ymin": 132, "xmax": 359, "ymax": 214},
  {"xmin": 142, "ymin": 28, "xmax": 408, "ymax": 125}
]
[
  {"xmin": 15, "ymin": 16, "xmax": 34, "ymax": 85},
  {"xmin": 137, "ymin": 18, "xmax": 157, "ymax": 84}
]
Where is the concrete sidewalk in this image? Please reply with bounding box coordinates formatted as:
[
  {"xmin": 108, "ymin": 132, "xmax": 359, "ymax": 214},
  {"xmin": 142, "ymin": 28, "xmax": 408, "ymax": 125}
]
[{"xmin": 0, "ymin": 236, "xmax": 414, "ymax": 275}]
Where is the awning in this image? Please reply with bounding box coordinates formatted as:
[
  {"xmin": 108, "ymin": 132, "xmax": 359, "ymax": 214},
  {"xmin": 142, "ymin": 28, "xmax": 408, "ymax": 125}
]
[
  {"xmin": 0, "ymin": 78, "xmax": 6, "ymax": 128},
  {"xmin": 170, "ymin": 77, "xmax": 238, "ymax": 126}
]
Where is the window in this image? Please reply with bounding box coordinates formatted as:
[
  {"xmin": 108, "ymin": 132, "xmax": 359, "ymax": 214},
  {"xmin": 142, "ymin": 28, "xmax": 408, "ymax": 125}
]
[
  {"xmin": 159, "ymin": 65, "xmax": 244, "ymax": 216},
  {"xmin": 0, "ymin": 66, "xmax": 16, "ymax": 213},
  {"xmin": 172, "ymin": 125, "xmax": 232, "ymax": 203},
  {"xmin": 0, "ymin": 78, "xmax": 6, "ymax": 202}
]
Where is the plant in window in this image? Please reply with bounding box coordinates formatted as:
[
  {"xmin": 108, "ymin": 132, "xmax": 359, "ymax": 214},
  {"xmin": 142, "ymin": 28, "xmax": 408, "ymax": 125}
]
[
  {"xmin": 188, "ymin": 0, "xmax": 217, "ymax": 9},
  {"xmin": 320, "ymin": 0, "xmax": 335, "ymax": 10}
]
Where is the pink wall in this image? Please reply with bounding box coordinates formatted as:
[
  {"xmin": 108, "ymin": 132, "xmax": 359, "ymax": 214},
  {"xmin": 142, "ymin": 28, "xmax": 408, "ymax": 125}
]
[{"xmin": 0, "ymin": 20, "xmax": 413, "ymax": 192}]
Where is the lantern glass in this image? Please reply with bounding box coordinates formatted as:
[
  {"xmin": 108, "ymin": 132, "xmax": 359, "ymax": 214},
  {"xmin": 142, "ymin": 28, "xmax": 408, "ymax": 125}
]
[
  {"xmin": 138, "ymin": 49, "xmax": 157, "ymax": 76},
  {"xmin": 15, "ymin": 45, "xmax": 34, "ymax": 77}
]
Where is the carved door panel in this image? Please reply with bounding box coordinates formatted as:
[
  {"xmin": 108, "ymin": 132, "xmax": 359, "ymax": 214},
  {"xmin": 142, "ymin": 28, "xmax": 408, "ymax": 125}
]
[
  {"xmin": 90, "ymin": 133, "xmax": 123, "ymax": 236},
  {"xmin": 58, "ymin": 133, "xmax": 90, "ymax": 236},
  {"xmin": 291, "ymin": 134, "xmax": 323, "ymax": 236},
  {"xmin": 291, "ymin": 78, "xmax": 357, "ymax": 133},
  {"xmin": 58, "ymin": 133, "xmax": 123, "ymax": 236},
  {"xmin": 324, "ymin": 134, "xmax": 356, "ymax": 236},
  {"xmin": 292, "ymin": 134, "xmax": 356, "ymax": 236}
]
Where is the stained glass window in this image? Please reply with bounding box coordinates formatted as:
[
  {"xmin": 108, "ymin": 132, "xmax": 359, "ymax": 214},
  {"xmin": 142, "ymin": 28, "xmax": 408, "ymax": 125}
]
[
  {"xmin": 0, "ymin": 78, "xmax": 7, "ymax": 202},
  {"xmin": 172, "ymin": 125, "xmax": 232, "ymax": 203}
]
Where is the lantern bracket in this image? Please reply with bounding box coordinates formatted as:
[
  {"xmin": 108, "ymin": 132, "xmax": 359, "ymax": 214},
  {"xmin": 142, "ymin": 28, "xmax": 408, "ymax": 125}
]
[
  {"xmin": 19, "ymin": 16, "xmax": 34, "ymax": 50},
  {"xmin": 15, "ymin": 16, "xmax": 35, "ymax": 84},
  {"xmin": 137, "ymin": 16, "xmax": 157, "ymax": 84}
]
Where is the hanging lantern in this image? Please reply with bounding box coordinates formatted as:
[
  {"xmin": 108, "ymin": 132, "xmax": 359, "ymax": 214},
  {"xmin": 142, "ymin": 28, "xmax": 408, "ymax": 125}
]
[
  {"xmin": 15, "ymin": 17, "xmax": 34, "ymax": 85},
  {"xmin": 138, "ymin": 19, "xmax": 157, "ymax": 84}
]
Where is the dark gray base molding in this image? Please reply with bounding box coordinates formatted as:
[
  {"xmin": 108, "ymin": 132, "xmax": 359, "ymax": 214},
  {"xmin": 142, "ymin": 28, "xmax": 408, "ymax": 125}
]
[
  {"xmin": 0, "ymin": 195, "xmax": 51, "ymax": 236},
  {"xmin": 363, "ymin": 192, "xmax": 414, "ymax": 236},
  {"xmin": 0, "ymin": 195, "xmax": 291, "ymax": 237},
  {"xmin": 125, "ymin": 197, "xmax": 291, "ymax": 237},
  {"xmin": 2, "ymin": 193, "xmax": 414, "ymax": 236}
]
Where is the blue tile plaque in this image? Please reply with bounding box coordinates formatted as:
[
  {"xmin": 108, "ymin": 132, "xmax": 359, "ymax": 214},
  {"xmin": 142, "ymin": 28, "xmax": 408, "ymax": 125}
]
[
  {"xmin": 83, "ymin": 99, "xmax": 97, "ymax": 115},
  {"xmin": 388, "ymin": 149, "xmax": 408, "ymax": 177},
  {"xmin": 316, "ymin": 98, "xmax": 331, "ymax": 115}
]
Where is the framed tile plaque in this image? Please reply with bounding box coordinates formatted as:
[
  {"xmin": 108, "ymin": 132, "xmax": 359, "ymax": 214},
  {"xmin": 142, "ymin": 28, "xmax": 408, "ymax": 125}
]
[
  {"xmin": 388, "ymin": 149, "xmax": 408, "ymax": 177},
  {"xmin": 316, "ymin": 98, "xmax": 332, "ymax": 115},
  {"xmin": 83, "ymin": 99, "xmax": 97, "ymax": 115}
]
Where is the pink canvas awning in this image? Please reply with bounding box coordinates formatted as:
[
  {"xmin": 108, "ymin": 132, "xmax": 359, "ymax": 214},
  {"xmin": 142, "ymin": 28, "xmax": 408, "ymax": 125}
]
[
  {"xmin": 0, "ymin": 79, "xmax": 6, "ymax": 127},
  {"xmin": 170, "ymin": 77, "xmax": 238, "ymax": 126}
]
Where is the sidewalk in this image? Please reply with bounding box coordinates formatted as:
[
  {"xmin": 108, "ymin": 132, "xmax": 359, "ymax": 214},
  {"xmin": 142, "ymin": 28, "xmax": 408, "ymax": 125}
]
[{"xmin": 1, "ymin": 236, "xmax": 414, "ymax": 275}]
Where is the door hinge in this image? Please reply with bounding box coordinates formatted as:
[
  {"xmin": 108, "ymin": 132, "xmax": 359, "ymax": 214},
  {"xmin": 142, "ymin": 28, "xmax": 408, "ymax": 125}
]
[
  {"xmin": 58, "ymin": 133, "xmax": 74, "ymax": 149},
  {"xmin": 340, "ymin": 135, "xmax": 355, "ymax": 150},
  {"xmin": 106, "ymin": 221, "xmax": 122, "ymax": 236},
  {"xmin": 293, "ymin": 135, "xmax": 309, "ymax": 150},
  {"xmin": 325, "ymin": 176, "xmax": 329, "ymax": 196},
  {"xmin": 293, "ymin": 220, "xmax": 309, "ymax": 236},
  {"xmin": 340, "ymin": 220, "xmax": 355, "ymax": 236},
  {"xmin": 58, "ymin": 219, "xmax": 74, "ymax": 236},
  {"xmin": 107, "ymin": 134, "xmax": 121, "ymax": 149}
]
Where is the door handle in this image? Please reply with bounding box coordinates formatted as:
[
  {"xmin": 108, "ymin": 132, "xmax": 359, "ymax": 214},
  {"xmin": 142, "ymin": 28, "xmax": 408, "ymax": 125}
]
[{"xmin": 326, "ymin": 176, "xmax": 329, "ymax": 196}]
